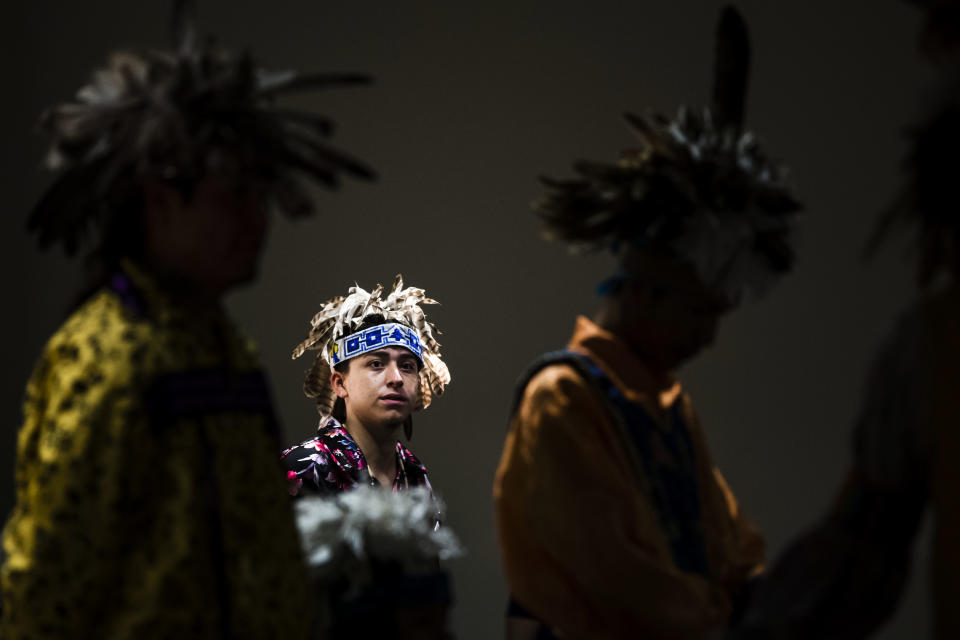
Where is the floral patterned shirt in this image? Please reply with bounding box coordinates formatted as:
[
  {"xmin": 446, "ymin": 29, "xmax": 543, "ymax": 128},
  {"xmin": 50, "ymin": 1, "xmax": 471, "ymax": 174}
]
[{"xmin": 281, "ymin": 418, "xmax": 433, "ymax": 496}]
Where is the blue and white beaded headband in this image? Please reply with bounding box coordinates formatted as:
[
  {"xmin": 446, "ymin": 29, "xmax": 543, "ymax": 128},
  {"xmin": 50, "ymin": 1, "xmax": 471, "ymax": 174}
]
[{"xmin": 329, "ymin": 322, "xmax": 424, "ymax": 366}]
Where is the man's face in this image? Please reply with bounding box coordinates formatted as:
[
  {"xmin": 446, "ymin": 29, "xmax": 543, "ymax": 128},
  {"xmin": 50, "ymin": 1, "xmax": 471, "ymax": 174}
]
[
  {"xmin": 638, "ymin": 284, "xmax": 731, "ymax": 370},
  {"xmin": 332, "ymin": 346, "xmax": 421, "ymax": 429},
  {"xmin": 616, "ymin": 251, "xmax": 734, "ymax": 373},
  {"xmin": 145, "ymin": 173, "xmax": 270, "ymax": 295}
]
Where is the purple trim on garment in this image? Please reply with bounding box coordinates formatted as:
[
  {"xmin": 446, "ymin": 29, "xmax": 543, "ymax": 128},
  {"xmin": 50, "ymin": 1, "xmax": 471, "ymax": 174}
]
[{"xmin": 108, "ymin": 272, "xmax": 148, "ymax": 318}]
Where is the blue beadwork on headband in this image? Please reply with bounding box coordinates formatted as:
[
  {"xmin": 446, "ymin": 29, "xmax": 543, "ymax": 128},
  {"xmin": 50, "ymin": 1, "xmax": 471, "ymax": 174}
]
[{"xmin": 329, "ymin": 322, "xmax": 424, "ymax": 365}]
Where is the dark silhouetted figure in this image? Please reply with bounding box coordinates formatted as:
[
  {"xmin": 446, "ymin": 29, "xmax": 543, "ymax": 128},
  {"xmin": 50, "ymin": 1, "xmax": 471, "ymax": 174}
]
[
  {"xmin": 494, "ymin": 7, "xmax": 802, "ymax": 639},
  {"xmin": 733, "ymin": 4, "xmax": 960, "ymax": 638},
  {"xmin": 0, "ymin": 1, "xmax": 374, "ymax": 636}
]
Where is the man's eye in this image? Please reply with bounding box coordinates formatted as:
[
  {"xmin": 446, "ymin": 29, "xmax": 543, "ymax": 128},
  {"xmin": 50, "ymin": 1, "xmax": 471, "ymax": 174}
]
[
  {"xmin": 400, "ymin": 362, "xmax": 417, "ymax": 372},
  {"xmin": 368, "ymin": 360, "xmax": 384, "ymax": 368}
]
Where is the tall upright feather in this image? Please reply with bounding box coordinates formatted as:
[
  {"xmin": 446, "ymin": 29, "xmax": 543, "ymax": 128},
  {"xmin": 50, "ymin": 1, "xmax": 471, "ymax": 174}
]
[{"xmin": 711, "ymin": 5, "xmax": 751, "ymax": 132}]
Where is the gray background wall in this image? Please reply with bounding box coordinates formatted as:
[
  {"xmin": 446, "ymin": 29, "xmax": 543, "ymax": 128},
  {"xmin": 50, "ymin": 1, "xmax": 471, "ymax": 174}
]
[{"xmin": 2, "ymin": 1, "xmax": 934, "ymax": 638}]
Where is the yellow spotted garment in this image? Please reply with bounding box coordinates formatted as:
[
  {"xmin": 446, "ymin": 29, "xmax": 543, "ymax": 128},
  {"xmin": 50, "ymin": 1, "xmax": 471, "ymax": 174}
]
[{"xmin": 1, "ymin": 262, "xmax": 310, "ymax": 638}]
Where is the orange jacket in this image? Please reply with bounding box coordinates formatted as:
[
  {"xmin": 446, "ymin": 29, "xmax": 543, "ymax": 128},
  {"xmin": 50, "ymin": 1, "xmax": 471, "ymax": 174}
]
[{"xmin": 494, "ymin": 316, "xmax": 764, "ymax": 639}]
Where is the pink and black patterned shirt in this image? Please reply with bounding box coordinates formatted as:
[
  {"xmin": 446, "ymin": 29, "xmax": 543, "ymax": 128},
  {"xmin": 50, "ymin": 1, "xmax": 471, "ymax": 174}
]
[{"xmin": 281, "ymin": 418, "xmax": 432, "ymax": 496}]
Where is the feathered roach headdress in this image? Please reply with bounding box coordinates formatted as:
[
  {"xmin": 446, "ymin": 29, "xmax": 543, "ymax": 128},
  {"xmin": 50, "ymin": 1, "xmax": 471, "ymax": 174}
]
[
  {"xmin": 865, "ymin": 1, "xmax": 960, "ymax": 284},
  {"xmin": 292, "ymin": 275, "xmax": 451, "ymax": 418},
  {"xmin": 535, "ymin": 6, "xmax": 801, "ymax": 300},
  {"xmin": 28, "ymin": 0, "xmax": 375, "ymax": 256},
  {"xmin": 865, "ymin": 92, "xmax": 960, "ymax": 285}
]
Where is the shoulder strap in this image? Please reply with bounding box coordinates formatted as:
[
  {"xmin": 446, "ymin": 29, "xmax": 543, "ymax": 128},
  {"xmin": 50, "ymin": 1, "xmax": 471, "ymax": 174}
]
[
  {"xmin": 510, "ymin": 350, "xmax": 603, "ymax": 417},
  {"xmin": 510, "ymin": 349, "xmax": 709, "ymax": 576},
  {"xmin": 509, "ymin": 350, "xmax": 649, "ymax": 492}
]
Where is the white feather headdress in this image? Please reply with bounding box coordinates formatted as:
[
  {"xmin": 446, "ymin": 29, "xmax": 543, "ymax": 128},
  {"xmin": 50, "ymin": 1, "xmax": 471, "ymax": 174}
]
[{"xmin": 293, "ymin": 274, "xmax": 451, "ymax": 416}]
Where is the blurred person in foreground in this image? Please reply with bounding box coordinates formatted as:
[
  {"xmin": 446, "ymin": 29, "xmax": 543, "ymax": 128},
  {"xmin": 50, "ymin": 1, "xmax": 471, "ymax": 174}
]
[
  {"xmin": 732, "ymin": 3, "xmax": 960, "ymax": 638},
  {"xmin": 0, "ymin": 0, "xmax": 374, "ymax": 636},
  {"xmin": 493, "ymin": 6, "xmax": 803, "ymax": 639}
]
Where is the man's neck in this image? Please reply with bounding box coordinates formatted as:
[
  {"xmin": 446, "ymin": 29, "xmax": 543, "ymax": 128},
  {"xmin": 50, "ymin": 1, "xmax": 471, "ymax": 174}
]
[
  {"xmin": 139, "ymin": 252, "xmax": 225, "ymax": 309},
  {"xmin": 345, "ymin": 416, "xmax": 400, "ymax": 486}
]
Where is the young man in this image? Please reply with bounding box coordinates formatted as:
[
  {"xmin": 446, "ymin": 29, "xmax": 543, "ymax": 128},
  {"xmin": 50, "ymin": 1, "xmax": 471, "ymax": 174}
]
[
  {"xmin": 282, "ymin": 275, "xmax": 451, "ymax": 496},
  {"xmin": 494, "ymin": 8, "xmax": 802, "ymax": 639},
  {"xmin": 0, "ymin": 3, "xmax": 373, "ymax": 637}
]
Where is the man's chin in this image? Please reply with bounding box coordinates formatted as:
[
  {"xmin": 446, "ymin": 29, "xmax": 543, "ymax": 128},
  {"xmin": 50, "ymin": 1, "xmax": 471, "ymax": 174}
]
[{"xmin": 378, "ymin": 410, "xmax": 412, "ymax": 429}]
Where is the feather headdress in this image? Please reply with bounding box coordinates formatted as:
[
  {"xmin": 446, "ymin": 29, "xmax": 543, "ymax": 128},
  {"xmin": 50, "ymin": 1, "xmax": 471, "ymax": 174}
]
[
  {"xmin": 28, "ymin": 0, "xmax": 375, "ymax": 256},
  {"xmin": 865, "ymin": 93, "xmax": 960, "ymax": 285},
  {"xmin": 293, "ymin": 275, "xmax": 451, "ymax": 417},
  {"xmin": 866, "ymin": 2, "xmax": 960, "ymax": 284},
  {"xmin": 535, "ymin": 6, "xmax": 801, "ymax": 299}
]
